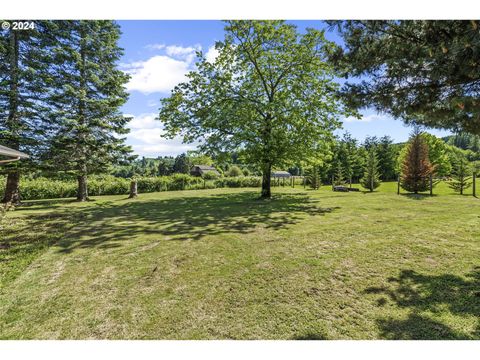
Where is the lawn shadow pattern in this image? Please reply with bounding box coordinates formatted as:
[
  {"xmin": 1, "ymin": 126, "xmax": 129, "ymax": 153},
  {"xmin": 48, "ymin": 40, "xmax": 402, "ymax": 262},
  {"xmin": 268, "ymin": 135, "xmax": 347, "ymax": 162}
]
[
  {"xmin": 4, "ymin": 192, "xmax": 339, "ymax": 254},
  {"xmin": 364, "ymin": 268, "xmax": 480, "ymax": 339}
]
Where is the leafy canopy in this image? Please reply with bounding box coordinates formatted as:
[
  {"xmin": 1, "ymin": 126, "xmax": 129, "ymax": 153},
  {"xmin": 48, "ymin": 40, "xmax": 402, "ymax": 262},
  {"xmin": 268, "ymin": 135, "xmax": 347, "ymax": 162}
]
[{"xmin": 159, "ymin": 21, "xmax": 350, "ymax": 192}]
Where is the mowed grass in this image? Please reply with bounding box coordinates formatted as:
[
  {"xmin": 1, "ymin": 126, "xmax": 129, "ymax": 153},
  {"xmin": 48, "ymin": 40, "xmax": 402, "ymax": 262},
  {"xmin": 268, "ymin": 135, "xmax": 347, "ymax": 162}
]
[{"xmin": 0, "ymin": 181, "xmax": 479, "ymax": 339}]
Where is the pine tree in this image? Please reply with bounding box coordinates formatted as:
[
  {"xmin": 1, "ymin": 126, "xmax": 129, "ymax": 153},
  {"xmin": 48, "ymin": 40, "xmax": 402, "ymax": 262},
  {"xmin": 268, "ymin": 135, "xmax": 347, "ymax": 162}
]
[
  {"xmin": 0, "ymin": 21, "xmax": 53, "ymax": 203},
  {"xmin": 400, "ymin": 130, "xmax": 435, "ymax": 194},
  {"xmin": 306, "ymin": 165, "xmax": 321, "ymax": 189},
  {"xmin": 360, "ymin": 147, "xmax": 381, "ymax": 191},
  {"xmin": 173, "ymin": 153, "xmax": 192, "ymax": 174},
  {"xmin": 447, "ymin": 154, "xmax": 472, "ymax": 195},
  {"xmin": 333, "ymin": 162, "xmax": 345, "ymax": 186},
  {"xmin": 43, "ymin": 21, "xmax": 132, "ymax": 201}
]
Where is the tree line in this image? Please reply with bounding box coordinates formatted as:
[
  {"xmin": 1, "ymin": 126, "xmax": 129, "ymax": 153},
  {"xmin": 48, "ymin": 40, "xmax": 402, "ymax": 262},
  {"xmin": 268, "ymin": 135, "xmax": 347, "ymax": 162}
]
[{"xmin": 2, "ymin": 20, "xmax": 480, "ymax": 202}]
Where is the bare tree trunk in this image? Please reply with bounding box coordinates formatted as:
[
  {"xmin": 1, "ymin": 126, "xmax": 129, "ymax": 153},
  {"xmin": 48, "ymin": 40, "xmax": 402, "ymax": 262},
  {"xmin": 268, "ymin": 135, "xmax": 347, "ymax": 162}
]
[
  {"xmin": 261, "ymin": 162, "xmax": 271, "ymax": 198},
  {"xmin": 129, "ymin": 180, "xmax": 138, "ymax": 198},
  {"xmin": 76, "ymin": 174, "xmax": 89, "ymax": 201}
]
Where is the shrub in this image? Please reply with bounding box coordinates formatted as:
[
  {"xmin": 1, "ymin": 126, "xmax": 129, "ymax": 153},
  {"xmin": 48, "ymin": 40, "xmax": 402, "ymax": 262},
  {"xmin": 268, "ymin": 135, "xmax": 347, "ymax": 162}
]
[
  {"xmin": 226, "ymin": 165, "xmax": 243, "ymax": 177},
  {"xmin": 0, "ymin": 174, "xmax": 263, "ymax": 201},
  {"xmin": 202, "ymin": 171, "xmax": 220, "ymax": 180},
  {"xmin": 242, "ymin": 168, "xmax": 251, "ymax": 176}
]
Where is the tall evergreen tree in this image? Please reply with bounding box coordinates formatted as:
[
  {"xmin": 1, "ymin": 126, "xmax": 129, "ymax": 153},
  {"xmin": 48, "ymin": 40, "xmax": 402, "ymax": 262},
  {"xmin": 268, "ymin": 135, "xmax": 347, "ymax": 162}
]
[
  {"xmin": 376, "ymin": 136, "xmax": 397, "ymax": 181},
  {"xmin": 360, "ymin": 147, "xmax": 381, "ymax": 192},
  {"xmin": 400, "ymin": 130, "xmax": 435, "ymax": 194},
  {"xmin": 43, "ymin": 21, "xmax": 132, "ymax": 201},
  {"xmin": 306, "ymin": 164, "xmax": 321, "ymax": 189},
  {"xmin": 447, "ymin": 153, "xmax": 472, "ymax": 195},
  {"xmin": 0, "ymin": 21, "xmax": 53, "ymax": 203},
  {"xmin": 333, "ymin": 162, "xmax": 345, "ymax": 186},
  {"xmin": 173, "ymin": 153, "xmax": 192, "ymax": 174}
]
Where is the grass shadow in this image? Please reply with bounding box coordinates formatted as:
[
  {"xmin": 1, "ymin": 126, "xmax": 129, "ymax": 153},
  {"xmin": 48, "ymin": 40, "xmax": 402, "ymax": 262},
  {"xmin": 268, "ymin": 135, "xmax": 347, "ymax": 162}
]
[
  {"xmin": 364, "ymin": 267, "xmax": 480, "ymax": 339},
  {"xmin": 2, "ymin": 191, "xmax": 340, "ymax": 255},
  {"xmin": 293, "ymin": 332, "xmax": 328, "ymax": 340},
  {"xmin": 400, "ymin": 193, "xmax": 437, "ymax": 200}
]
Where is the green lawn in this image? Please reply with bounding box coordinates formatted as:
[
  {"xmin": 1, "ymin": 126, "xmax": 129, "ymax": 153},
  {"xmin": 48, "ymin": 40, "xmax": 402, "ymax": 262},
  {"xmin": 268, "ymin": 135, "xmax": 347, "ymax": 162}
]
[{"xmin": 1, "ymin": 181, "xmax": 479, "ymax": 339}]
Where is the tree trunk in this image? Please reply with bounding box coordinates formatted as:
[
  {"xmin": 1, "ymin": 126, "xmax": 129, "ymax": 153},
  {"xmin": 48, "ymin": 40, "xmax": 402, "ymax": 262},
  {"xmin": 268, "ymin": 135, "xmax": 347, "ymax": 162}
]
[
  {"xmin": 129, "ymin": 180, "xmax": 138, "ymax": 198},
  {"xmin": 2, "ymin": 30, "xmax": 21, "ymax": 204},
  {"xmin": 77, "ymin": 175, "xmax": 89, "ymax": 201},
  {"xmin": 1, "ymin": 172, "xmax": 20, "ymax": 204},
  {"xmin": 261, "ymin": 162, "xmax": 272, "ymax": 198}
]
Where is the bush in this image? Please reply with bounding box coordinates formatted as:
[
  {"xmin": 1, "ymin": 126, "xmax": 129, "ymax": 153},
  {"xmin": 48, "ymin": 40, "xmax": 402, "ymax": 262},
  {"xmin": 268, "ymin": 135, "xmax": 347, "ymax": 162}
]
[
  {"xmin": 226, "ymin": 165, "xmax": 243, "ymax": 177},
  {"xmin": 242, "ymin": 168, "xmax": 251, "ymax": 176},
  {"xmin": 0, "ymin": 174, "xmax": 263, "ymax": 201},
  {"xmin": 202, "ymin": 171, "xmax": 220, "ymax": 180}
]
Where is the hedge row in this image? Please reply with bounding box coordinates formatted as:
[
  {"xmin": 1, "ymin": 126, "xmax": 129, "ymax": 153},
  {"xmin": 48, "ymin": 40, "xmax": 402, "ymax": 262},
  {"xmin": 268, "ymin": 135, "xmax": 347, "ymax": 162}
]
[{"xmin": 0, "ymin": 175, "xmax": 264, "ymax": 200}]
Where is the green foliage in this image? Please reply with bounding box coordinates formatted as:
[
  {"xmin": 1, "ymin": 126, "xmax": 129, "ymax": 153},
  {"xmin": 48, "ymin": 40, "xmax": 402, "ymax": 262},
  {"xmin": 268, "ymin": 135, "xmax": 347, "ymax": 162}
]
[
  {"xmin": 159, "ymin": 20, "xmax": 350, "ymax": 198},
  {"xmin": 329, "ymin": 20, "xmax": 480, "ymax": 135},
  {"xmin": 188, "ymin": 153, "xmax": 214, "ymax": 166},
  {"xmin": 202, "ymin": 171, "xmax": 220, "ymax": 180},
  {"xmin": 0, "ymin": 21, "xmax": 54, "ymax": 202},
  {"xmin": 242, "ymin": 168, "xmax": 251, "ymax": 176},
  {"xmin": 333, "ymin": 163, "xmax": 345, "ymax": 186},
  {"xmin": 306, "ymin": 165, "xmax": 321, "ymax": 190},
  {"xmin": 40, "ymin": 21, "xmax": 132, "ymax": 201},
  {"xmin": 173, "ymin": 153, "xmax": 192, "ymax": 174},
  {"xmin": 360, "ymin": 148, "xmax": 381, "ymax": 191},
  {"xmin": 0, "ymin": 175, "xmax": 267, "ymax": 200},
  {"xmin": 214, "ymin": 176, "xmax": 262, "ymax": 188},
  {"xmin": 445, "ymin": 132, "xmax": 480, "ymax": 153},
  {"xmin": 226, "ymin": 165, "xmax": 243, "ymax": 177},
  {"xmin": 447, "ymin": 154, "xmax": 472, "ymax": 195}
]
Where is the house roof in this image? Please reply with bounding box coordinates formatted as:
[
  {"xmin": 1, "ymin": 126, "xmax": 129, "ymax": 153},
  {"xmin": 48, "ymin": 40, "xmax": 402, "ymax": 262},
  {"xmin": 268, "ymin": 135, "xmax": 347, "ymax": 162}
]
[
  {"xmin": 193, "ymin": 165, "xmax": 217, "ymax": 170},
  {"xmin": 0, "ymin": 145, "xmax": 29, "ymax": 159},
  {"xmin": 272, "ymin": 171, "xmax": 291, "ymax": 177}
]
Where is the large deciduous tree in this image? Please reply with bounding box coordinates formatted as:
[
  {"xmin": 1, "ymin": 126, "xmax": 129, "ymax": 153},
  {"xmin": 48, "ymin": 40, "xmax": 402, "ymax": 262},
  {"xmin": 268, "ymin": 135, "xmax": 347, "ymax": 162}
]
[
  {"xmin": 159, "ymin": 20, "xmax": 349, "ymax": 198},
  {"xmin": 328, "ymin": 20, "xmax": 480, "ymax": 135},
  {"xmin": 0, "ymin": 21, "xmax": 52, "ymax": 203},
  {"xmin": 43, "ymin": 21, "xmax": 132, "ymax": 201}
]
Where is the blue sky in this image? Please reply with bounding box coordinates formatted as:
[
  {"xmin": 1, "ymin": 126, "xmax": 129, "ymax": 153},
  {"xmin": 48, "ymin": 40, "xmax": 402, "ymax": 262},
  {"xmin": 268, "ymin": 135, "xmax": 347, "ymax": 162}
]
[{"xmin": 117, "ymin": 20, "xmax": 452, "ymax": 157}]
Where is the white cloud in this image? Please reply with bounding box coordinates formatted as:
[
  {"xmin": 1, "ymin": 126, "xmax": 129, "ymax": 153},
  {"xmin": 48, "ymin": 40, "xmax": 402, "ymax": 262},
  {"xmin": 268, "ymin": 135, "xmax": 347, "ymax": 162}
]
[
  {"xmin": 343, "ymin": 114, "xmax": 384, "ymax": 123},
  {"xmin": 165, "ymin": 44, "xmax": 201, "ymax": 61},
  {"xmin": 205, "ymin": 45, "xmax": 220, "ymax": 63},
  {"xmin": 129, "ymin": 127, "xmax": 164, "ymax": 144},
  {"xmin": 145, "ymin": 43, "xmax": 165, "ymax": 50},
  {"xmin": 132, "ymin": 143, "xmax": 197, "ymax": 157},
  {"xmin": 124, "ymin": 55, "xmax": 191, "ymax": 94},
  {"xmin": 126, "ymin": 113, "xmax": 199, "ymax": 156},
  {"xmin": 126, "ymin": 113, "xmax": 159, "ymax": 129}
]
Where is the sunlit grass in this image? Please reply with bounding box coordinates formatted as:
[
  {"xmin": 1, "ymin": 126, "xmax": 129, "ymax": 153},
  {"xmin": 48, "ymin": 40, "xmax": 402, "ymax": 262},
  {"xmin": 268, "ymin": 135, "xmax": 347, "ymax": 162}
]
[{"xmin": 1, "ymin": 181, "xmax": 479, "ymax": 339}]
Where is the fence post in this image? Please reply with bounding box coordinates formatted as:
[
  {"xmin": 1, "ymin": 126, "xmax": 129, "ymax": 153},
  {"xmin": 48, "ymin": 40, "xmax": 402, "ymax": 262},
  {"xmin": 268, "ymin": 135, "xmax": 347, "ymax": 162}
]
[
  {"xmin": 303, "ymin": 176, "xmax": 306, "ymax": 189},
  {"xmin": 397, "ymin": 175, "xmax": 400, "ymax": 195},
  {"xmin": 332, "ymin": 175, "xmax": 334, "ymax": 191},
  {"xmin": 473, "ymin": 172, "xmax": 476, "ymax": 197},
  {"xmin": 429, "ymin": 174, "xmax": 433, "ymax": 196}
]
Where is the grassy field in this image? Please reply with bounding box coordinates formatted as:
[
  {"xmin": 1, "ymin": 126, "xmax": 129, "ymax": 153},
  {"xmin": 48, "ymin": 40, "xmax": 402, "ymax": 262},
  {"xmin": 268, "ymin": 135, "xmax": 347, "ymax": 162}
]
[{"xmin": 0, "ymin": 181, "xmax": 479, "ymax": 339}]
